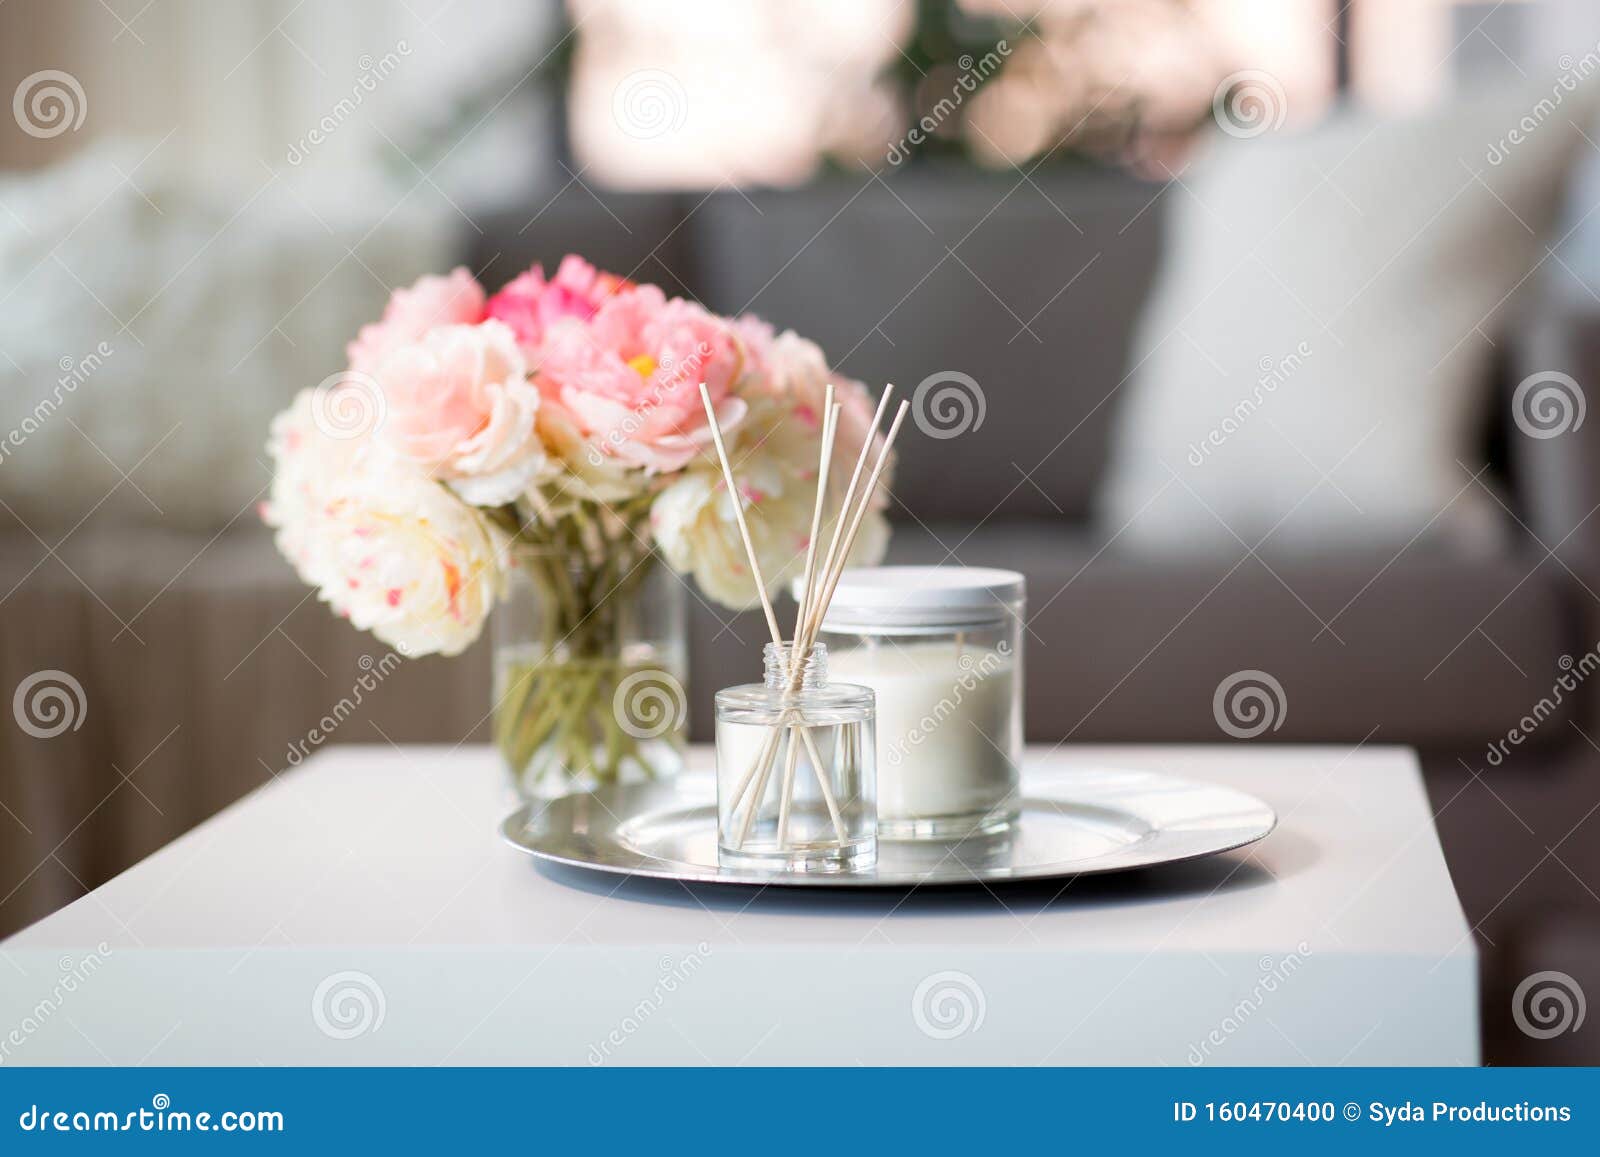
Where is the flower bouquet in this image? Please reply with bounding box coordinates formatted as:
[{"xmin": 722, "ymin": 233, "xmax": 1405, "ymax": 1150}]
[{"xmin": 264, "ymin": 256, "xmax": 893, "ymax": 795}]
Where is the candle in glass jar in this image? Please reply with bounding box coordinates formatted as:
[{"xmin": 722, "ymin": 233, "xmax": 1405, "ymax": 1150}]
[
  {"xmin": 828, "ymin": 637, "xmax": 1017, "ymax": 827},
  {"xmin": 809, "ymin": 566, "xmax": 1025, "ymax": 840}
]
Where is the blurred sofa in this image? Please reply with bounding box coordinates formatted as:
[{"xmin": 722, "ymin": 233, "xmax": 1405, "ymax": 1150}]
[{"xmin": 3, "ymin": 166, "xmax": 1599, "ymax": 1064}]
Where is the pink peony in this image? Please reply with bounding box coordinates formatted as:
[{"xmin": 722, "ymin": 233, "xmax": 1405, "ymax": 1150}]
[
  {"xmin": 347, "ymin": 267, "xmax": 486, "ymax": 376},
  {"xmin": 486, "ymin": 255, "xmax": 629, "ymax": 358},
  {"xmin": 373, "ymin": 319, "xmax": 548, "ymax": 506},
  {"xmin": 535, "ymin": 284, "xmax": 746, "ymax": 473}
]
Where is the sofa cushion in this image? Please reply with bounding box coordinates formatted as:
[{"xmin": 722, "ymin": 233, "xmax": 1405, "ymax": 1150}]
[
  {"xmin": 688, "ymin": 167, "xmax": 1165, "ymax": 522},
  {"xmin": 1100, "ymin": 86, "xmax": 1595, "ymax": 553},
  {"xmin": 867, "ymin": 520, "xmax": 1581, "ymax": 748}
]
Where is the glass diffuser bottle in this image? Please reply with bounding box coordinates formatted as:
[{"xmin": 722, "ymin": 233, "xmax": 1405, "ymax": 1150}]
[{"xmin": 714, "ymin": 641, "xmax": 876, "ymax": 872}]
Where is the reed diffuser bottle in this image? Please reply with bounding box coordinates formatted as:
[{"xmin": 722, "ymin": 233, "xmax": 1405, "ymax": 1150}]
[
  {"xmin": 694, "ymin": 376, "xmax": 910, "ymax": 876},
  {"xmin": 715, "ymin": 642, "xmax": 876, "ymax": 872}
]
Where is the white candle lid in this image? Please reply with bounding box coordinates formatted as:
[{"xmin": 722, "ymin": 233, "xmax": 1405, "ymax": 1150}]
[{"xmin": 801, "ymin": 566, "xmax": 1025, "ymax": 632}]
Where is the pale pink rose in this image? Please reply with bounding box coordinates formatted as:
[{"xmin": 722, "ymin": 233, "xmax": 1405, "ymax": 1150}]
[
  {"xmin": 535, "ymin": 285, "xmax": 746, "ymax": 473},
  {"xmin": 485, "ymin": 255, "xmax": 629, "ymax": 358},
  {"xmin": 346, "ymin": 267, "xmax": 486, "ymax": 376},
  {"xmin": 373, "ymin": 320, "xmax": 548, "ymax": 506}
]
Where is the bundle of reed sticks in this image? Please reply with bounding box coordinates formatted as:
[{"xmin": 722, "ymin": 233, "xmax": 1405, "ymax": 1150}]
[{"xmin": 698, "ymin": 381, "xmax": 910, "ymax": 853}]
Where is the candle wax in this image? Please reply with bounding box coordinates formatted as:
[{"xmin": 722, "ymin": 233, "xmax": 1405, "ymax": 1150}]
[{"xmin": 828, "ymin": 638, "xmax": 1019, "ymax": 829}]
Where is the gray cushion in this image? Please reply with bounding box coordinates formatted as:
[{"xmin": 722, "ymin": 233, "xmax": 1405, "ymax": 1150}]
[
  {"xmin": 688, "ymin": 168, "xmax": 1165, "ymax": 521},
  {"xmin": 874, "ymin": 521, "xmax": 1577, "ymax": 747}
]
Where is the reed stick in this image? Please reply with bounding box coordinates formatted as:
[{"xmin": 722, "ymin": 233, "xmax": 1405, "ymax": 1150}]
[
  {"xmin": 800, "ymin": 400, "xmax": 911, "ymax": 654},
  {"xmin": 794, "ymin": 723, "xmax": 847, "ymax": 840},
  {"xmin": 774, "ymin": 727, "xmax": 800, "ymax": 847},
  {"xmin": 776, "ymin": 394, "xmax": 838, "ymax": 843},
  {"xmin": 700, "ymin": 383, "xmax": 848, "ymax": 848},
  {"xmin": 698, "ymin": 384, "xmax": 784, "ymax": 651},
  {"xmin": 795, "ymin": 390, "xmax": 837, "ymax": 633},
  {"xmin": 723, "ymin": 725, "xmax": 780, "ymax": 833},
  {"xmin": 722, "ymin": 389, "xmax": 908, "ymax": 847},
  {"xmin": 805, "ymin": 384, "xmax": 894, "ymax": 619},
  {"xmin": 738, "ymin": 727, "xmax": 783, "ymax": 846}
]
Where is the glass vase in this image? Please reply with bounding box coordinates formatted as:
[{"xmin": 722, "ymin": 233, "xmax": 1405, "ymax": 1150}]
[{"xmin": 493, "ymin": 544, "xmax": 688, "ymax": 799}]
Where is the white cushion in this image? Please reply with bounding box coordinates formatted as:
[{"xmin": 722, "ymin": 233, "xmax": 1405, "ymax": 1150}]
[{"xmin": 1100, "ymin": 87, "xmax": 1595, "ymax": 553}]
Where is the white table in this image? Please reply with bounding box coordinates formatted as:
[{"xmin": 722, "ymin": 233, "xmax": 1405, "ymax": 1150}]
[{"xmin": 0, "ymin": 744, "xmax": 1477, "ymax": 1066}]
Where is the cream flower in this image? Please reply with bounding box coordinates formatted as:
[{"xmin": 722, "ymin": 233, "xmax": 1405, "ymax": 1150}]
[
  {"xmin": 531, "ymin": 396, "xmax": 649, "ymax": 507},
  {"xmin": 262, "ymin": 387, "xmax": 363, "ymax": 585},
  {"xmin": 654, "ymin": 325, "xmax": 893, "ymax": 611},
  {"xmin": 311, "ymin": 456, "xmax": 505, "ymax": 657},
  {"xmin": 651, "ymin": 417, "xmax": 889, "ymax": 612}
]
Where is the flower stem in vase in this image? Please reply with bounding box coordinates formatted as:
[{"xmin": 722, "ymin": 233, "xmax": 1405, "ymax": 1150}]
[{"xmin": 493, "ymin": 510, "xmax": 687, "ymax": 799}]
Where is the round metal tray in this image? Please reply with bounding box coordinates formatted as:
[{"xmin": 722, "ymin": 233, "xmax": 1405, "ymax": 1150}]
[{"xmin": 501, "ymin": 766, "xmax": 1276, "ymax": 888}]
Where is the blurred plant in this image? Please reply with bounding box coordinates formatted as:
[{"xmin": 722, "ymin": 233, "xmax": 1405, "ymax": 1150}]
[
  {"xmin": 401, "ymin": 0, "xmax": 1241, "ymax": 187},
  {"xmin": 884, "ymin": 0, "xmax": 1229, "ymax": 172}
]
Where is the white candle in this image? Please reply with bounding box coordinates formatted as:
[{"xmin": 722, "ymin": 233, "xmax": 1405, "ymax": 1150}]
[
  {"xmin": 803, "ymin": 565, "xmax": 1027, "ymax": 839},
  {"xmin": 828, "ymin": 637, "xmax": 1019, "ymax": 831}
]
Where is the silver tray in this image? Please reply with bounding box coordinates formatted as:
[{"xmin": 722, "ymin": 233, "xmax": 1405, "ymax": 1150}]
[{"xmin": 500, "ymin": 766, "xmax": 1276, "ymax": 888}]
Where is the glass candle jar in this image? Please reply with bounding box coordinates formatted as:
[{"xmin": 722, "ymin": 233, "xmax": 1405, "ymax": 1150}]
[
  {"xmin": 813, "ymin": 567, "xmax": 1025, "ymax": 840},
  {"xmin": 714, "ymin": 641, "xmax": 876, "ymax": 873}
]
